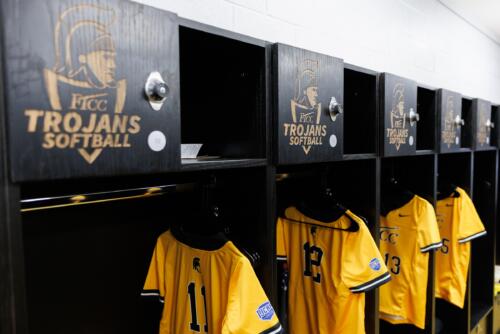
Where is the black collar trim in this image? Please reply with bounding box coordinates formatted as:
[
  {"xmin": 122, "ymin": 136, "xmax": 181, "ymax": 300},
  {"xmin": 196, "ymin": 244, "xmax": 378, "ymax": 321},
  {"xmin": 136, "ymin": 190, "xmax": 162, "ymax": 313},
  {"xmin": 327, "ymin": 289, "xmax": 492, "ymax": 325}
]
[{"xmin": 284, "ymin": 207, "xmax": 359, "ymax": 232}]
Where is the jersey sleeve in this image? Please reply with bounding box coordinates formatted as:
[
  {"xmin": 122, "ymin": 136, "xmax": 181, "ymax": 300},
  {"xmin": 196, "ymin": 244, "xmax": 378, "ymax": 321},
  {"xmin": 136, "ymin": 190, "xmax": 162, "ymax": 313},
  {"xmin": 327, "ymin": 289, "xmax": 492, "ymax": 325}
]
[
  {"xmin": 223, "ymin": 258, "xmax": 282, "ymax": 334},
  {"xmin": 141, "ymin": 236, "xmax": 167, "ymax": 304},
  {"xmin": 341, "ymin": 218, "xmax": 391, "ymax": 294},
  {"xmin": 457, "ymin": 193, "xmax": 486, "ymax": 243},
  {"xmin": 276, "ymin": 217, "xmax": 287, "ymax": 261},
  {"xmin": 417, "ymin": 200, "xmax": 443, "ymax": 253}
]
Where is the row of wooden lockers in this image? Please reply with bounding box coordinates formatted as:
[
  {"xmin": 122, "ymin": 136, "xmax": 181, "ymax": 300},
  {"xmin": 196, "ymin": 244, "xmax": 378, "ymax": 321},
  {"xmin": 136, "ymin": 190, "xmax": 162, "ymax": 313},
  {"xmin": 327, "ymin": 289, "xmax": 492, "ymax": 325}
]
[{"xmin": 0, "ymin": 0, "xmax": 497, "ymax": 182}]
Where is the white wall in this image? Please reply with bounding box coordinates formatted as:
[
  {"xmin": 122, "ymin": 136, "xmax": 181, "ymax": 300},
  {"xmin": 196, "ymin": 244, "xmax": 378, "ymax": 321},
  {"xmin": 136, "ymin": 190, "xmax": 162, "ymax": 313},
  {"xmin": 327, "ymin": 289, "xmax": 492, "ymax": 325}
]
[{"xmin": 136, "ymin": 0, "xmax": 500, "ymax": 103}]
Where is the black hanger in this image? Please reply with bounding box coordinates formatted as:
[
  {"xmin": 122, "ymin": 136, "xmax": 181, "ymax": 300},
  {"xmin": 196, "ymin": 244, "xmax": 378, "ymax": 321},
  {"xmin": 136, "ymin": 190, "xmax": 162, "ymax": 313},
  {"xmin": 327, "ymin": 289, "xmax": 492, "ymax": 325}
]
[
  {"xmin": 178, "ymin": 175, "xmax": 262, "ymax": 267},
  {"xmin": 290, "ymin": 188, "xmax": 359, "ymax": 232},
  {"xmin": 381, "ymin": 177, "xmax": 415, "ymax": 216},
  {"xmin": 172, "ymin": 175, "xmax": 228, "ymax": 251},
  {"xmin": 299, "ymin": 166, "xmax": 360, "ymax": 231},
  {"xmin": 171, "ymin": 221, "xmax": 229, "ymax": 251},
  {"xmin": 180, "ymin": 174, "xmax": 226, "ymax": 236},
  {"xmin": 238, "ymin": 244, "xmax": 262, "ymax": 268},
  {"xmin": 437, "ymin": 177, "xmax": 460, "ymax": 200}
]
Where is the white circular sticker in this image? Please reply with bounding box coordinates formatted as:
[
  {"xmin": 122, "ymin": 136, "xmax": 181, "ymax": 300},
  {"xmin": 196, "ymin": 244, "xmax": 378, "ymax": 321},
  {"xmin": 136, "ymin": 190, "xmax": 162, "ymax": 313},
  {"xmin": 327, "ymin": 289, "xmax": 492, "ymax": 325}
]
[
  {"xmin": 455, "ymin": 136, "xmax": 460, "ymax": 145},
  {"xmin": 148, "ymin": 131, "xmax": 166, "ymax": 152},
  {"xmin": 409, "ymin": 135, "xmax": 414, "ymax": 146},
  {"xmin": 329, "ymin": 134, "xmax": 337, "ymax": 148}
]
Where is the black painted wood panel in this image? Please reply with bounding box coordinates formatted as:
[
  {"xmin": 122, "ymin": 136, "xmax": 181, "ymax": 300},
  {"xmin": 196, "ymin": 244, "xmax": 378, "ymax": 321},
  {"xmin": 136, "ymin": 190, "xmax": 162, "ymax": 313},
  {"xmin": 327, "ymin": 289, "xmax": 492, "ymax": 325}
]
[
  {"xmin": 0, "ymin": 50, "xmax": 27, "ymax": 333},
  {"xmin": 273, "ymin": 43, "xmax": 343, "ymax": 165},
  {"xmin": 472, "ymin": 99, "xmax": 493, "ymax": 151},
  {"xmin": 1, "ymin": 0, "xmax": 180, "ymax": 181},
  {"xmin": 492, "ymin": 105, "xmax": 499, "ymax": 148},
  {"xmin": 380, "ymin": 73, "xmax": 417, "ymax": 157},
  {"xmin": 437, "ymin": 89, "xmax": 462, "ymax": 153}
]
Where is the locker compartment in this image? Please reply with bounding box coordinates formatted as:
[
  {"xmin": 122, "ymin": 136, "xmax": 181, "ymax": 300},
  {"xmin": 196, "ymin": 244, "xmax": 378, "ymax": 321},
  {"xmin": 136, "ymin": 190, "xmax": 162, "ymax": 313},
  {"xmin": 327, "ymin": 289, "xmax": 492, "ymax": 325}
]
[
  {"xmin": 380, "ymin": 155, "xmax": 436, "ymax": 334},
  {"xmin": 416, "ymin": 86, "xmax": 436, "ymax": 152},
  {"xmin": 21, "ymin": 167, "xmax": 273, "ymax": 333},
  {"xmin": 179, "ymin": 23, "xmax": 267, "ymax": 163},
  {"xmin": 276, "ymin": 159, "xmax": 378, "ymax": 333},
  {"xmin": 436, "ymin": 153, "xmax": 473, "ymax": 334},
  {"xmin": 343, "ymin": 64, "xmax": 377, "ymax": 155},
  {"xmin": 470, "ymin": 151, "xmax": 497, "ymax": 330}
]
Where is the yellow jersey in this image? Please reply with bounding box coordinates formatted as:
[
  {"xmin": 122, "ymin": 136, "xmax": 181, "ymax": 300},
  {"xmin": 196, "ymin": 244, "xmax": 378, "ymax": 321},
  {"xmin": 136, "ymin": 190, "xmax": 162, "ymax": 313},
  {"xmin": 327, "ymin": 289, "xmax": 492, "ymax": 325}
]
[
  {"xmin": 379, "ymin": 195, "xmax": 442, "ymax": 329},
  {"xmin": 435, "ymin": 187, "xmax": 486, "ymax": 308},
  {"xmin": 276, "ymin": 207, "xmax": 390, "ymax": 334},
  {"xmin": 142, "ymin": 227, "xmax": 282, "ymax": 334}
]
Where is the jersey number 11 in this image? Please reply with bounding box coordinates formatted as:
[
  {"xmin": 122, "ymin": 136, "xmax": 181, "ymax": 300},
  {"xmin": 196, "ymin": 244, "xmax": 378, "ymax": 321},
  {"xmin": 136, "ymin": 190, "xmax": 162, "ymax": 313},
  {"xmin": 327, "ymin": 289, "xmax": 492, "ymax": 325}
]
[{"xmin": 188, "ymin": 282, "xmax": 209, "ymax": 332}]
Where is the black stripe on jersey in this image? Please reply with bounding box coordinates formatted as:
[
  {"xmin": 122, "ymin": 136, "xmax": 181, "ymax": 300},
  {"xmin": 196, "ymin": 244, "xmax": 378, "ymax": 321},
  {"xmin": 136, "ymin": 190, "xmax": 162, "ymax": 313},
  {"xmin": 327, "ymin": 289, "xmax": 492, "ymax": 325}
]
[
  {"xmin": 141, "ymin": 290, "xmax": 165, "ymax": 303},
  {"xmin": 350, "ymin": 272, "xmax": 391, "ymax": 293},
  {"xmin": 458, "ymin": 230, "xmax": 487, "ymax": 243},
  {"xmin": 141, "ymin": 289, "xmax": 160, "ymax": 296},
  {"xmin": 420, "ymin": 241, "xmax": 443, "ymax": 253},
  {"xmin": 259, "ymin": 322, "xmax": 283, "ymax": 334}
]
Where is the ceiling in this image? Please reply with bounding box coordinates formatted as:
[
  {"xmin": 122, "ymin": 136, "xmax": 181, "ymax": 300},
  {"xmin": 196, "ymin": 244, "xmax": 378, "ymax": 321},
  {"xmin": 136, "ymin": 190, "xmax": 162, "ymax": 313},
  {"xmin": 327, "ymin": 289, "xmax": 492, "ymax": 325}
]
[{"xmin": 439, "ymin": 0, "xmax": 500, "ymax": 45}]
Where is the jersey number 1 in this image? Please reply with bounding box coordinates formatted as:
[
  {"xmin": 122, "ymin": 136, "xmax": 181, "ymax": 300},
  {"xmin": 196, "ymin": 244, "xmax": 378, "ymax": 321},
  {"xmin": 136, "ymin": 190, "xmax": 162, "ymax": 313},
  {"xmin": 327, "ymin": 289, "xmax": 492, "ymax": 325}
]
[
  {"xmin": 304, "ymin": 242, "xmax": 323, "ymax": 283},
  {"xmin": 188, "ymin": 282, "xmax": 208, "ymax": 332}
]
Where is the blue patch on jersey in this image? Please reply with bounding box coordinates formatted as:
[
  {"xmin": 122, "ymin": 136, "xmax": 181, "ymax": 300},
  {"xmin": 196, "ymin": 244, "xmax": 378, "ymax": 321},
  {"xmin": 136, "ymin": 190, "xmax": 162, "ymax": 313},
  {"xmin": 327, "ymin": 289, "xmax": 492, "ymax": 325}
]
[
  {"xmin": 256, "ymin": 301, "xmax": 275, "ymax": 321},
  {"xmin": 369, "ymin": 258, "xmax": 381, "ymax": 271}
]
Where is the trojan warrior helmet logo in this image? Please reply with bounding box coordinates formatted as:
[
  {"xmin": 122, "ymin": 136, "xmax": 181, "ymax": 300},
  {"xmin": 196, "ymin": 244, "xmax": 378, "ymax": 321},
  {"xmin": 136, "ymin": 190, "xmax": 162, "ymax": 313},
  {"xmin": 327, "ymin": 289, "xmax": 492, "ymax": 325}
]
[
  {"xmin": 290, "ymin": 59, "xmax": 321, "ymax": 154},
  {"xmin": 478, "ymin": 106, "xmax": 488, "ymax": 146},
  {"xmin": 193, "ymin": 257, "xmax": 201, "ymax": 273},
  {"xmin": 445, "ymin": 96, "xmax": 454, "ymax": 130},
  {"xmin": 43, "ymin": 4, "xmax": 127, "ymax": 163},
  {"xmin": 390, "ymin": 84, "xmax": 406, "ymax": 130},
  {"xmin": 388, "ymin": 83, "xmax": 407, "ymax": 150},
  {"xmin": 443, "ymin": 96, "xmax": 455, "ymax": 148}
]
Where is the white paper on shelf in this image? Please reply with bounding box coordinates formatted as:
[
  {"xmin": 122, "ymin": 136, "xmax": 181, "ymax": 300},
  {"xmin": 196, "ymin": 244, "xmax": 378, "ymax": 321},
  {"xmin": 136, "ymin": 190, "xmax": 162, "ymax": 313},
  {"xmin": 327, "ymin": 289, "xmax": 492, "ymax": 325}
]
[{"xmin": 181, "ymin": 144, "xmax": 203, "ymax": 159}]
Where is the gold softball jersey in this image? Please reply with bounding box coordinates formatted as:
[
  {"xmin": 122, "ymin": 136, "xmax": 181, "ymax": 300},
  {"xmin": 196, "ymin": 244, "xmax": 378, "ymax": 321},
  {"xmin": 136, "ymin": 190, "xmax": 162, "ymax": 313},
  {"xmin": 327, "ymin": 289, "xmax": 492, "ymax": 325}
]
[
  {"xmin": 276, "ymin": 207, "xmax": 390, "ymax": 334},
  {"xmin": 435, "ymin": 187, "xmax": 486, "ymax": 308},
  {"xmin": 379, "ymin": 195, "xmax": 442, "ymax": 329},
  {"xmin": 142, "ymin": 228, "xmax": 282, "ymax": 334}
]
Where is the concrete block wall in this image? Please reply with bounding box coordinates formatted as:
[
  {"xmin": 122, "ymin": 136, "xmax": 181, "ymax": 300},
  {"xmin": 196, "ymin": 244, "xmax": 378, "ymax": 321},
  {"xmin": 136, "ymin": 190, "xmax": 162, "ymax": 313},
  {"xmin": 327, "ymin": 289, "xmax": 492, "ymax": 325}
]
[{"xmin": 135, "ymin": 0, "xmax": 500, "ymax": 103}]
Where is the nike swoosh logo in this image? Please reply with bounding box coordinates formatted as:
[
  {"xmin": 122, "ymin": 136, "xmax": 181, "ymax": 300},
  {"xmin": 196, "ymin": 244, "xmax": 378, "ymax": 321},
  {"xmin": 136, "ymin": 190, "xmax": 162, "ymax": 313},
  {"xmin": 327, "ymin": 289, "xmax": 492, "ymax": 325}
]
[{"xmin": 398, "ymin": 214, "xmax": 410, "ymax": 217}]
